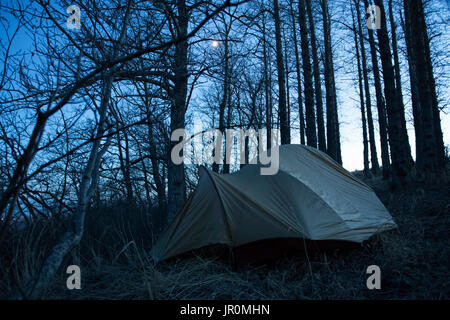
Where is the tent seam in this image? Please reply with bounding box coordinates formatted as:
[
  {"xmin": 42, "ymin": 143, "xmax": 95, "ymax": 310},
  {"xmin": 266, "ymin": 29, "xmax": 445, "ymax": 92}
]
[{"xmin": 202, "ymin": 166, "xmax": 235, "ymax": 245}]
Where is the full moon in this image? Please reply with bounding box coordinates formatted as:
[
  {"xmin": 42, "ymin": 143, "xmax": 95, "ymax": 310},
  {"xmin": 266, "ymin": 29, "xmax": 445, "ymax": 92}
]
[{"xmin": 211, "ymin": 40, "xmax": 219, "ymax": 48}]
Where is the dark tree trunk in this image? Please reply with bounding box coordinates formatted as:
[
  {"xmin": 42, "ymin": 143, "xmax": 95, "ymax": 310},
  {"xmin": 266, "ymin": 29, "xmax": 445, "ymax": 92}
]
[
  {"xmin": 374, "ymin": 0, "xmax": 413, "ymax": 185},
  {"xmin": 117, "ymin": 128, "xmax": 134, "ymax": 203},
  {"xmin": 26, "ymin": 75, "xmax": 113, "ymax": 299},
  {"xmin": 306, "ymin": 0, "xmax": 326, "ymax": 152},
  {"xmin": 290, "ymin": 0, "xmax": 305, "ymax": 145},
  {"xmin": 363, "ymin": 0, "xmax": 390, "ymax": 178},
  {"xmin": 273, "ymin": 0, "xmax": 290, "ymax": 144},
  {"xmin": 403, "ymin": 0, "xmax": 446, "ymax": 178},
  {"xmin": 19, "ymin": 2, "xmax": 132, "ymax": 297},
  {"xmin": 223, "ymin": 89, "xmax": 233, "ymax": 174},
  {"xmin": 388, "ymin": 0, "xmax": 405, "ymax": 114},
  {"xmin": 262, "ymin": 8, "xmax": 273, "ymax": 150},
  {"xmin": 167, "ymin": 0, "xmax": 189, "ymax": 223},
  {"xmin": 298, "ymin": 0, "xmax": 317, "ymax": 148},
  {"xmin": 401, "ymin": 10, "xmax": 423, "ymax": 172},
  {"xmin": 284, "ymin": 30, "xmax": 292, "ymax": 139},
  {"xmin": 145, "ymin": 105, "xmax": 166, "ymax": 209},
  {"xmin": 355, "ymin": 0, "xmax": 379, "ymax": 173},
  {"xmin": 320, "ymin": 0, "xmax": 341, "ymax": 163},
  {"xmin": 353, "ymin": 8, "xmax": 370, "ymax": 176},
  {"xmin": 213, "ymin": 25, "xmax": 231, "ymax": 173}
]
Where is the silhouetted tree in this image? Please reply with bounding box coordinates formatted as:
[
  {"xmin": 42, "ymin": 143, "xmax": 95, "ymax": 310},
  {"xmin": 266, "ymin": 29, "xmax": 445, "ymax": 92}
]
[
  {"xmin": 374, "ymin": 0, "xmax": 413, "ymax": 185},
  {"xmin": 352, "ymin": 7, "xmax": 370, "ymax": 176},
  {"xmin": 306, "ymin": 0, "xmax": 326, "ymax": 152},
  {"xmin": 363, "ymin": 0, "xmax": 390, "ymax": 177},
  {"xmin": 273, "ymin": 0, "xmax": 290, "ymax": 144},
  {"xmin": 355, "ymin": 0, "xmax": 379, "ymax": 173},
  {"xmin": 320, "ymin": 0, "xmax": 341, "ymax": 164},
  {"xmin": 290, "ymin": 0, "xmax": 305, "ymax": 145},
  {"xmin": 403, "ymin": 0, "xmax": 446, "ymax": 179},
  {"xmin": 298, "ymin": 0, "xmax": 317, "ymax": 148}
]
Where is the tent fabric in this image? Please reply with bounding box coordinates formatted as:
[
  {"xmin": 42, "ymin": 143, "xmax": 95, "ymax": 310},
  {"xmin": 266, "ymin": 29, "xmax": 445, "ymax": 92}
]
[{"xmin": 151, "ymin": 144, "xmax": 397, "ymax": 262}]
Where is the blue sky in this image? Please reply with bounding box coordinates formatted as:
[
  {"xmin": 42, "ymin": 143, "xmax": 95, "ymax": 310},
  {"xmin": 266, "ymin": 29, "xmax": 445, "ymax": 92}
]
[{"xmin": 1, "ymin": 0, "xmax": 449, "ymax": 172}]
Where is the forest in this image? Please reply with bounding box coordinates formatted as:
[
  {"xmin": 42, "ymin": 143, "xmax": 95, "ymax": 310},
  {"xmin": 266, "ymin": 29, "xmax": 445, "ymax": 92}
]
[{"xmin": 0, "ymin": 0, "xmax": 449, "ymax": 300}]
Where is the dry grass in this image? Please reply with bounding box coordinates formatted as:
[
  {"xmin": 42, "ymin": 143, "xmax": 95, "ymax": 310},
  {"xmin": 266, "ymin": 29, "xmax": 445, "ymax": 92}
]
[{"xmin": 2, "ymin": 179, "xmax": 449, "ymax": 300}]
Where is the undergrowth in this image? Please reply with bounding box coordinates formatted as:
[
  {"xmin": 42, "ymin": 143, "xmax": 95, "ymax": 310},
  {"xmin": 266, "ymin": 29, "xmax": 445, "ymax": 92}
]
[{"xmin": 1, "ymin": 179, "xmax": 449, "ymax": 299}]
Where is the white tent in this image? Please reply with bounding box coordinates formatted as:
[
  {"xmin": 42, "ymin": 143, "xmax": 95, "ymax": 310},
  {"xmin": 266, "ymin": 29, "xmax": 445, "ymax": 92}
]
[{"xmin": 151, "ymin": 144, "xmax": 396, "ymax": 262}]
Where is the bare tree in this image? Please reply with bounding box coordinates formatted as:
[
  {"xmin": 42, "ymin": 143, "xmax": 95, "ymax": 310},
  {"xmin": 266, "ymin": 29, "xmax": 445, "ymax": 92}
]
[
  {"xmin": 273, "ymin": 0, "xmax": 290, "ymax": 144},
  {"xmin": 320, "ymin": 0, "xmax": 341, "ymax": 164},
  {"xmin": 306, "ymin": 0, "xmax": 326, "ymax": 152},
  {"xmin": 289, "ymin": 0, "xmax": 305, "ymax": 145},
  {"xmin": 352, "ymin": 7, "xmax": 370, "ymax": 176},
  {"xmin": 403, "ymin": 0, "xmax": 446, "ymax": 180},
  {"xmin": 374, "ymin": 0, "xmax": 413, "ymax": 185},
  {"xmin": 298, "ymin": 0, "xmax": 317, "ymax": 148},
  {"xmin": 363, "ymin": 0, "xmax": 390, "ymax": 177},
  {"xmin": 355, "ymin": 0, "xmax": 379, "ymax": 173}
]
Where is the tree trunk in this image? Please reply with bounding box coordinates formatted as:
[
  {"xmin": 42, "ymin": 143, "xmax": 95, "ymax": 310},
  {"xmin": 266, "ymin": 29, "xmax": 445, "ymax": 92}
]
[
  {"xmin": 306, "ymin": 0, "xmax": 326, "ymax": 152},
  {"xmin": 284, "ymin": 30, "xmax": 292, "ymax": 139},
  {"xmin": 320, "ymin": 0, "xmax": 341, "ymax": 163},
  {"xmin": 363, "ymin": 0, "xmax": 390, "ymax": 177},
  {"xmin": 145, "ymin": 108, "xmax": 166, "ymax": 209},
  {"xmin": 223, "ymin": 79, "xmax": 234, "ymax": 174},
  {"xmin": 290, "ymin": 0, "xmax": 305, "ymax": 145},
  {"xmin": 298, "ymin": 0, "xmax": 317, "ymax": 148},
  {"xmin": 374, "ymin": 0, "xmax": 413, "ymax": 186},
  {"xmin": 117, "ymin": 127, "xmax": 134, "ymax": 203},
  {"xmin": 262, "ymin": 7, "xmax": 273, "ymax": 150},
  {"xmin": 213, "ymin": 20, "xmax": 231, "ymax": 174},
  {"xmin": 273, "ymin": 0, "xmax": 290, "ymax": 144},
  {"xmin": 25, "ymin": 76, "xmax": 113, "ymax": 299},
  {"xmin": 353, "ymin": 8, "xmax": 370, "ymax": 176},
  {"xmin": 167, "ymin": 0, "xmax": 189, "ymax": 223},
  {"xmin": 355, "ymin": 0, "xmax": 379, "ymax": 173},
  {"xmin": 20, "ymin": 1, "xmax": 133, "ymax": 297},
  {"xmin": 403, "ymin": 0, "xmax": 446, "ymax": 179},
  {"xmin": 388, "ymin": 0, "xmax": 405, "ymax": 116},
  {"xmin": 0, "ymin": 112, "xmax": 47, "ymax": 238}
]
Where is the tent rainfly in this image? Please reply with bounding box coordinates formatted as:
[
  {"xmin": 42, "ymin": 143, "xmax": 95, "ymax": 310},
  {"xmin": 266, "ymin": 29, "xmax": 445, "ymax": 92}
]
[{"xmin": 151, "ymin": 144, "xmax": 397, "ymax": 262}]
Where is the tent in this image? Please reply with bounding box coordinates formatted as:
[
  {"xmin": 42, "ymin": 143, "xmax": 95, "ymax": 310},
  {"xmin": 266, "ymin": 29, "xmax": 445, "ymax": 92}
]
[{"xmin": 151, "ymin": 144, "xmax": 397, "ymax": 263}]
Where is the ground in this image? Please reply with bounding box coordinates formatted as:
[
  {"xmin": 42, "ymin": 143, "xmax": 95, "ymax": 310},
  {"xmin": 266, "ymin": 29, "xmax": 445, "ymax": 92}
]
[{"xmin": 2, "ymin": 175, "xmax": 449, "ymax": 299}]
